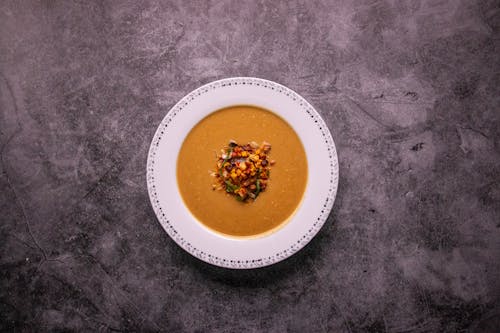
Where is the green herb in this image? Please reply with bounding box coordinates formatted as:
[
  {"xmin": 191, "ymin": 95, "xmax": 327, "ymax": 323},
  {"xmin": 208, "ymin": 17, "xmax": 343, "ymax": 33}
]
[
  {"xmin": 219, "ymin": 148, "xmax": 233, "ymax": 177},
  {"xmin": 254, "ymin": 168, "xmax": 261, "ymax": 199},
  {"xmin": 224, "ymin": 180, "xmax": 238, "ymax": 193}
]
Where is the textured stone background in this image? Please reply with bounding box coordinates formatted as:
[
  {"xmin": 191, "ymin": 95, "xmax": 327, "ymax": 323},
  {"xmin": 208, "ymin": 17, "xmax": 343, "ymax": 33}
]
[{"xmin": 1, "ymin": 1, "xmax": 499, "ymax": 332}]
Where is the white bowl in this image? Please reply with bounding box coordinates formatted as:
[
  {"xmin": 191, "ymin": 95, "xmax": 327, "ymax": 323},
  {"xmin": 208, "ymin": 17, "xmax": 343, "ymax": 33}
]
[{"xmin": 147, "ymin": 77, "xmax": 339, "ymax": 269}]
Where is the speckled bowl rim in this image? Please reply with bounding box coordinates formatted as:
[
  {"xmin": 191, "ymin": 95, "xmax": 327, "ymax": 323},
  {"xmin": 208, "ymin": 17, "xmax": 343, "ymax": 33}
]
[{"xmin": 147, "ymin": 77, "xmax": 338, "ymax": 269}]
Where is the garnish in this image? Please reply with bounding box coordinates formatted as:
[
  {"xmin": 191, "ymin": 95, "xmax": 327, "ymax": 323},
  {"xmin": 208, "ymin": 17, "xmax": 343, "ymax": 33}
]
[{"xmin": 212, "ymin": 140, "xmax": 274, "ymax": 202}]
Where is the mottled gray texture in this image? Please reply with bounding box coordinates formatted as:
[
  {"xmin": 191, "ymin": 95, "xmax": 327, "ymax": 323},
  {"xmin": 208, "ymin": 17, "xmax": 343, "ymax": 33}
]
[{"xmin": 1, "ymin": 0, "xmax": 499, "ymax": 332}]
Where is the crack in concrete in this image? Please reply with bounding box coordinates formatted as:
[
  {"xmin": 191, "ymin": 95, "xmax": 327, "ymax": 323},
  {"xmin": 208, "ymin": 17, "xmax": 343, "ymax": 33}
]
[
  {"xmin": 44, "ymin": 253, "xmax": 167, "ymax": 331},
  {"xmin": 343, "ymin": 94, "xmax": 393, "ymax": 129},
  {"xmin": 0, "ymin": 72, "xmax": 48, "ymax": 263},
  {"xmin": 82, "ymin": 164, "xmax": 117, "ymax": 199}
]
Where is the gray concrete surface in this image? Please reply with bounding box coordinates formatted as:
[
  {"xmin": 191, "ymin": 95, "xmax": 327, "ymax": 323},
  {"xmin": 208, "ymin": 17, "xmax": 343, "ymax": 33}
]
[{"xmin": 1, "ymin": 1, "xmax": 499, "ymax": 332}]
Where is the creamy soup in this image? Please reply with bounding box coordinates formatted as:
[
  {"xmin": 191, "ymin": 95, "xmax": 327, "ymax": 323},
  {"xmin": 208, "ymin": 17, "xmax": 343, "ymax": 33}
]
[{"xmin": 177, "ymin": 105, "xmax": 307, "ymax": 237}]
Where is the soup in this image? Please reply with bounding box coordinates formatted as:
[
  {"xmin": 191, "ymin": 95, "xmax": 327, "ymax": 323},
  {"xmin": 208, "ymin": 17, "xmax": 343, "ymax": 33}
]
[{"xmin": 177, "ymin": 105, "xmax": 307, "ymax": 237}]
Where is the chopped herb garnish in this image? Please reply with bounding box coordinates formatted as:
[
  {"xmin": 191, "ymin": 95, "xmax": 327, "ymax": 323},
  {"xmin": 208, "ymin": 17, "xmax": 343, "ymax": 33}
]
[
  {"xmin": 224, "ymin": 180, "xmax": 238, "ymax": 193},
  {"xmin": 219, "ymin": 147, "xmax": 233, "ymax": 177},
  {"xmin": 254, "ymin": 169, "xmax": 261, "ymax": 199},
  {"xmin": 211, "ymin": 140, "xmax": 274, "ymax": 203}
]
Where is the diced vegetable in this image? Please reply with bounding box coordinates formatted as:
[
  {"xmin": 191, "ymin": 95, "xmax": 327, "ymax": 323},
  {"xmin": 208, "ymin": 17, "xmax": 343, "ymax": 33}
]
[{"xmin": 211, "ymin": 140, "xmax": 274, "ymax": 202}]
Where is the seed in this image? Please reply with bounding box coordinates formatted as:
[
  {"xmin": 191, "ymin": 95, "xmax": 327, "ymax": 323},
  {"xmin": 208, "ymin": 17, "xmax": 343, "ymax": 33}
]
[{"xmin": 261, "ymin": 160, "xmax": 268, "ymax": 166}]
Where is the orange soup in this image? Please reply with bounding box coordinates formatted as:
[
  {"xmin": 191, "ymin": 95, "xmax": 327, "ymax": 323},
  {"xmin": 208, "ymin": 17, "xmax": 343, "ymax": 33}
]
[{"xmin": 177, "ymin": 105, "xmax": 307, "ymax": 237}]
